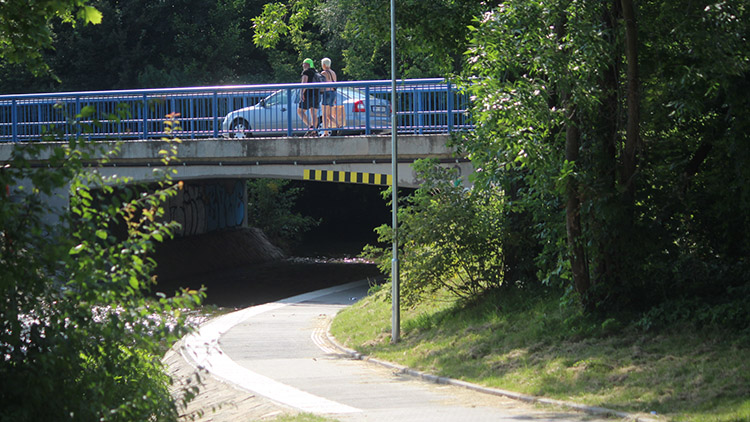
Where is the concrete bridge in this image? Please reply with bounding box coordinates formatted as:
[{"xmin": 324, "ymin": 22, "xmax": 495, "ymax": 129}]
[
  {"xmin": 1, "ymin": 133, "xmax": 472, "ymax": 236},
  {"xmin": 0, "ymin": 133, "xmax": 470, "ymax": 187},
  {"xmin": 1, "ymin": 79, "xmax": 473, "ymax": 237}
]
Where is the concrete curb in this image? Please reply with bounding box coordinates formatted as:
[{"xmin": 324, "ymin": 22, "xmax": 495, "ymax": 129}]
[{"xmin": 325, "ymin": 326, "xmax": 660, "ymax": 422}]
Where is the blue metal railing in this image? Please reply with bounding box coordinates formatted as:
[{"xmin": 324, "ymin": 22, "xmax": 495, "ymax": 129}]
[{"xmin": 0, "ymin": 79, "xmax": 471, "ymax": 142}]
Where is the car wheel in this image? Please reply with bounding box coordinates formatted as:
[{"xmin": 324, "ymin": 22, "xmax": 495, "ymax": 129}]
[{"xmin": 229, "ymin": 118, "xmax": 252, "ymax": 139}]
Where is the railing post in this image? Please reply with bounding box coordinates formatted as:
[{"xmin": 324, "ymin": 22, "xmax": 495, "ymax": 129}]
[
  {"xmin": 37, "ymin": 103, "xmax": 42, "ymax": 139},
  {"xmin": 416, "ymin": 88, "xmax": 424, "ymax": 135},
  {"xmin": 365, "ymin": 86, "xmax": 371, "ymax": 135},
  {"xmin": 188, "ymin": 98, "xmax": 195, "ymax": 138},
  {"xmin": 75, "ymin": 96, "xmax": 82, "ymax": 140},
  {"xmin": 11, "ymin": 99, "xmax": 18, "ymax": 142},
  {"xmin": 170, "ymin": 98, "xmax": 177, "ymax": 137},
  {"xmin": 212, "ymin": 92, "xmax": 219, "ymax": 138},
  {"xmin": 446, "ymin": 80, "xmax": 454, "ymax": 133},
  {"xmin": 141, "ymin": 94, "xmax": 149, "ymax": 139},
  {"xmin": 287, "ymin": 88, "xmax": 293, "ymax": 137}
]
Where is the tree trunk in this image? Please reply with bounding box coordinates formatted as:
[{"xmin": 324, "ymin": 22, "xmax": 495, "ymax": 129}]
[
  {"xmin": 591, "ymin": 1, "xmax": 623, "ymax": 292},
  {"xmin": 565, "ymin": 109, "xmax": 591, "ymax": 302},
  {"xmin": 557, "ymin": 4, "xmax": 591, "ymax": 305},
  {"xmin": 621, "ymin": 0, "xmax": 640, "ymax": 204}
]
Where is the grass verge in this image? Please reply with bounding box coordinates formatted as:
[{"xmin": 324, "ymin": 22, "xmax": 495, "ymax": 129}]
[{"xmin": 330, "ymin": 284, "xmax": 750, "ymax": 422}]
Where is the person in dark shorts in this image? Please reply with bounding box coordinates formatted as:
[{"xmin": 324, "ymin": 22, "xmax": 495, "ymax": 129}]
[{"xmin": 297, "ymin": 58, "xmax": 320, "ymax": 136}]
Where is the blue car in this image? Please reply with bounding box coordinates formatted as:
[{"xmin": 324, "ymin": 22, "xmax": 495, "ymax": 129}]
[{"xmin": 222, "ymin": 87, "xmax": 391, "ymax": 138}]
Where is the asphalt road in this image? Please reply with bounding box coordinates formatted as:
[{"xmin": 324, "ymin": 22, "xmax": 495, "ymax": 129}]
[{"xmin": 179, "ymin": 280, "xmax": 617, "ymax": 422}]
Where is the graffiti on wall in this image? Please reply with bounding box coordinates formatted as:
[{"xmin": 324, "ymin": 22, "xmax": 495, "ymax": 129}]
[{"xmin": 167, "ymin": 180, "xmax": 246, "ymax": 236}]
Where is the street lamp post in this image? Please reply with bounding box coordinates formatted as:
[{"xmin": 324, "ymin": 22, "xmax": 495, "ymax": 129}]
[{"xmin": 390, "ymin": 0, "xmax": 400, "ymax": 344}]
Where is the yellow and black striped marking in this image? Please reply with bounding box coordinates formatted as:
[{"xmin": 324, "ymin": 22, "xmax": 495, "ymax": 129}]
[{"xmin": 303, "ymin": 169, "xmax": 392, "ymax": 186}]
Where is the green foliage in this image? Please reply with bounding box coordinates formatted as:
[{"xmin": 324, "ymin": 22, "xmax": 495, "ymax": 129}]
[
  {"xmin": 0, "ymin": 0, "xmax": 275, "ymax": 93},
  {"xmin": 253, "ymin": 1, "xmax": 316, "ymax": 50},
  {"xmin": 1, "ymin": 0, "xmax": 484, "ymax": 91},
  {"xmin": 316, "ymin": 0, "xmax": 484, "ymax": 78},
  {"xmin": 0, "ymin": 113, "xmax": 203, "ymax": 421},
  {"xmin": 252, "ymin": 0, "xmax": 484, "ymax": 79},
  {"xmin": 252, "ymin": 0, "xmax": 329, "ymax": 81},
  {"xmin": 459, "ymin": 0, "xmax": 750, "ymax": 322},
  {"xmin": 0, "ymin": 0, "xmax": 100, "ymax": 76},
  {"xmin": 246, "ymin": 179, "xmax": 319, "ymax": 251},
  {"xmin": 460, "ymin": 0, "xmax": 606, "ymax": 293},
  {"xmin": 362, "ymin": 159, "xmax": 506, "ymax": 305}
]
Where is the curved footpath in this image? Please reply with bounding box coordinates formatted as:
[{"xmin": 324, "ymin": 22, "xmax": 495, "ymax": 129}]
[{"xmin": 166, "ymin": 280, "xmax": 659, "ymax": 422}]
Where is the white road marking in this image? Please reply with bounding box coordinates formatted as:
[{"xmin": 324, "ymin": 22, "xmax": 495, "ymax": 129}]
[{"xmin": 181, "ymin": 281, "xmax": 365, "ymax": 414}]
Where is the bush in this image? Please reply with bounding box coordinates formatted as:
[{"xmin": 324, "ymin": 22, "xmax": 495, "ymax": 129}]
[
  {"xmin": 246, "ymin": 179, "xmax": 319, "ymax": 252},
  {"xmin": 362, "ymin": 159, "xmax": 507, "ymax": 305},
  {"xmin": 0, "ymin": 112, "xmax": 203, "ymax": 421}
]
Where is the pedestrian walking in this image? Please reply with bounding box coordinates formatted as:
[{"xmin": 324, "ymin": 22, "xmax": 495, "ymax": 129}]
[
  {"xmin": 298, "ymin": 58, "xmax": 321, "ymax": 136},
  {"xmin": 320, "ymin": 57, "xmax": 339, "ymax": 136}
]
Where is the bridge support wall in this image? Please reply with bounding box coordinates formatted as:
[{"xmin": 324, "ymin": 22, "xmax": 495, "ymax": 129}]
[
  {"xmin": 8, "ymin": 177, "xmax": 248, "ymax": 237},
  {"xmin": 164, "ymin": 179, "xmax": 247, "ymax": 237}
]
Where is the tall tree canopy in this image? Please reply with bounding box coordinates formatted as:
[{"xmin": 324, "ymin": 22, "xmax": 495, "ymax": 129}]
[
  {"xmin": 252, "ymin": 0, "xmax": 486, "ymax": 79},
  {"xmin": 2, "ymin": 4, "xmax": 203, "ymax": 419},
  {"xmin": 0, "ymin": 0, "xmax": 273, "ymax": 93},
  {"xmin": 0, "ymin": 0, "xmax": 101, "ymax": 76},
  {"xmin": 461, "ymin": 0, "xmax": 750, "ymax": 322},
  {"xmin": 1, "ymin": 0, "xmax": 486, "ymax": 92}
]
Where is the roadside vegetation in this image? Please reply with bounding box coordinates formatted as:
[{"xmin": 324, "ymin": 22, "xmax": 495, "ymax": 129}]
[
  {"xmin": 331, "ymin": 284, "xmax": 750, "ymax": 421},
  {"xmin": 270, "ymin": 414, "xmax": 339, "ymax": 422},
  {"xmin": 0, "ymin": 110, "xmax": 204, "ymax": 420}
]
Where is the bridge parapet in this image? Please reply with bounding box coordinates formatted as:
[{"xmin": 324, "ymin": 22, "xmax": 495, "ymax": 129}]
[{"xmin": 1, "ymin": 79, "xmax": 472, "ymax": 142}]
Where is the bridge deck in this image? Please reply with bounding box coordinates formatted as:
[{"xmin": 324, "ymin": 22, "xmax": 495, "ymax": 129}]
[{"xmin": 0, "ymin": 134, "xmax": 471, "ymax": 188}]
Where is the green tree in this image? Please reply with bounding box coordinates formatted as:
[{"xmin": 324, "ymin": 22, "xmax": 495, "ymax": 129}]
[
  {"xmin": 1, "ymin": 111, "xmax": 203, "ymax": 420},
  {"xmin": 247, "ymin": 179, "xmax": 319, "ymax": 251},
  {"xmin": 363, "ymin": 160, "xmax": 506, "ymax": 305},
  {"xmin": 320, "ymin": 0, "xmax": 484, "ymax": 79},
  {"xmin": 461, "ymin": 0, "xmax": 750, "ymax": 323},
  {"xmin": 252, "ymin": 0, "xmax": 485, "ymax": 80},
  {"xmin": 0, "ymin": 0, "xmax": 275, "ymax": 93},
  {"xmin": 0, "ymin": 0, "xmax": 101, "ymax": 76},
  {"xmin": 2, "ymin": 3, "xmax": 206, "ymax": 417},
  {"xmin": 153, "ymin": 0, "xmax": 274, "ymax": 86},
  {"xmin": 462, "ymin": 0, "xmax": 611, "ymax": 305}
]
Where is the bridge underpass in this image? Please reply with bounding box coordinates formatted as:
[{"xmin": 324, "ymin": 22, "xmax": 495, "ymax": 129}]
[
  {"xmin": 0, "ymin": 132, "xmax": 471, "ymax": 224},
  {"xmin": 1, "ymin": 79, "xmax": 474, "ymax": 281},
  {"xmin": 1, "ymin": 132, "xmax": 472, "ymax": 281}
]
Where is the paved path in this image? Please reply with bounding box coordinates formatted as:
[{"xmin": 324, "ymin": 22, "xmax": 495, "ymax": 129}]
[{"xmin": 176, "ymin": 280, "xmax": 622, "ymax": 421}]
